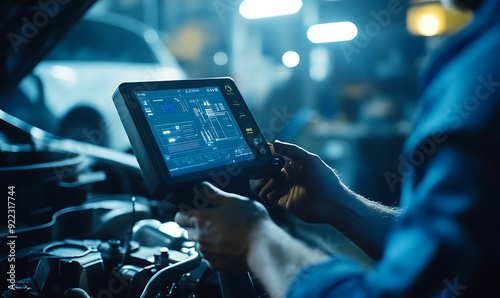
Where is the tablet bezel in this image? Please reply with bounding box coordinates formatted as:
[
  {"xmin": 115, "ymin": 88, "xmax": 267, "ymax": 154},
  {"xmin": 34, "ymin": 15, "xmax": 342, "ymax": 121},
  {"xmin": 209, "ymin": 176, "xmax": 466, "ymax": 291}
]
[{"xmin": 113, "ymin": 77, "xmax": 274, "ymax": 199}]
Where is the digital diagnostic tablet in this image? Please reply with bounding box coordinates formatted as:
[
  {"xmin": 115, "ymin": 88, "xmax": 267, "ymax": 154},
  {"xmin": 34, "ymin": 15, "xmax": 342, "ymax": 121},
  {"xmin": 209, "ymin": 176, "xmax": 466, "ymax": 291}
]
[{"xmin": 113, "ymin": 78, "xmax": 275, "ymax": 200}]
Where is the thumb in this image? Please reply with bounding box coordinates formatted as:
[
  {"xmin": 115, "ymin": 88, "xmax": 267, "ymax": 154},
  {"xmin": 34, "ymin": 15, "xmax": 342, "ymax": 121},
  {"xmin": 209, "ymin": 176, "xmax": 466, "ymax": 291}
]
[
  {"xmin": 273, "ymin": 140, "xmax": 317, "ymax": 165},
  {"xmin": 200, "ymin": 181, "xmax": 246, "ymax": 207}
]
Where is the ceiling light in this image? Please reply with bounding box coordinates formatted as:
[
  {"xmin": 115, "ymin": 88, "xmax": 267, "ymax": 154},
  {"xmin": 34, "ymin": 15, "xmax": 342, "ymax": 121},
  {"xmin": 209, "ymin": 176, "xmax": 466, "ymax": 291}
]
[
  {"xmin": 239, "ymin": 0, "xmax": 302, "ymax": 19},
  {"xmin": 307, "ymin": 22, "xmax": 358, "ymax": 43}
]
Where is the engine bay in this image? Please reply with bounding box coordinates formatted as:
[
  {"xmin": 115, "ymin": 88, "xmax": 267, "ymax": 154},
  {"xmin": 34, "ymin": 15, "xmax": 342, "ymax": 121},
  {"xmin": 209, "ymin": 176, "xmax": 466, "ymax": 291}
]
[
  {"xmin": 2, "ymin": 198, "xmax": 208, "ymax": 298},
  {"xmin": 0, "ymin": 112, "xmax": 246, "ymax": 298}
]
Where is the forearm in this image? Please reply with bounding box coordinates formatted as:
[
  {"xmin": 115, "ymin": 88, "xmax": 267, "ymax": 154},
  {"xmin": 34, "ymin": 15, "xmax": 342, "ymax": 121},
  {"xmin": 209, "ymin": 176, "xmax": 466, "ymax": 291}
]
[
  {"xmin": 247, "ymin": 220, "xmax": 329, "ymax": 298},
  {"xmin": 328, "ymin": 186, "xmax": 403, "ymax": 259}
]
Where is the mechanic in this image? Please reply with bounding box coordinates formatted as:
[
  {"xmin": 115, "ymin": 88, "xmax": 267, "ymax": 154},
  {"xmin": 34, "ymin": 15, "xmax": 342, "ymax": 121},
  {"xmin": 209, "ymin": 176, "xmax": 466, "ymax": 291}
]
[{"xmin": 175, "ymin": 0, "xmax": 500, "ymax": 296}]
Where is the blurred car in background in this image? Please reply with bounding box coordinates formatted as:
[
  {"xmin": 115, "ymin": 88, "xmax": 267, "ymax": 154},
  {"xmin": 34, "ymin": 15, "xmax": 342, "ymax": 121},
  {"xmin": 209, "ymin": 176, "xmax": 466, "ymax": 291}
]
[{"xmin": 22, "ymin": 11, "xmax": 186, "ymax": 150}]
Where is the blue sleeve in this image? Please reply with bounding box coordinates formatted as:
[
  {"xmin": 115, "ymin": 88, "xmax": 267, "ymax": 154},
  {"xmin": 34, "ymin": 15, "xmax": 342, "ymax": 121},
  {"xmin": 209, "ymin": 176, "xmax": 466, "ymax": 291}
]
[
  {"xmin": 286, "ymin": 4, "xmax": 500, "ymax": 294},
  {"xmin": 286, "ymin": 256, "xmax": 367, "ymax": 297},
  {"xmin": 287, "ymin": 142, "xmax": 500, "ymax": 297}
]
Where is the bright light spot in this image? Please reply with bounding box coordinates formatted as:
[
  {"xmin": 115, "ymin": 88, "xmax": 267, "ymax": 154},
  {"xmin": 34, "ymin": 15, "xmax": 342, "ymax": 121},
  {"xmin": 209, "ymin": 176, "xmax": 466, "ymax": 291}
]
[
  {"xmin": 50, "ymin": 65, "xmax": 77, "ymax": 81},
  {"xmin": 213, "ymin": 52, "xmax": 229, "ymax": 66},
  {"xmin": 417, "ymin": 14, "xmax": 440, "ymax": 36},
  {"xmin": 239, "ymin": 0, "xmax": 302, "ymax": 20},
  {"xmin": 282, "ymin": 51, "xmax": 300, "ymax": 68},
  {"xmin": 159, "ymin": 222, "xmax": 185, "ymax": 238},
  {"xmin": 307, "ymin": 22, "xmax": 358, "ymax": 44},
  {"xmin": 30, "ymin": 127, "xmax": 46, "ymax": 140},
  {"xmin": 309, "ymin": 47, "xmax": 330, "ymax": 82},
  {"xmin": 324, "ymin": 140, "xmax": 345, "ymax": 160},
  {"xmin": 310, "ymin": 65, "xmax": 328, "ymax": 81}
]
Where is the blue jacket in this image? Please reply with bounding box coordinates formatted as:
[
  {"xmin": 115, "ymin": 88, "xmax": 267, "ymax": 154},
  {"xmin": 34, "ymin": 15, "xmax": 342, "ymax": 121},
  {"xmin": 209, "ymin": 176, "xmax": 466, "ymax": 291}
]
[{"xmin": 288, "ymin": 0, "xmax": 500, "ymax": 296}]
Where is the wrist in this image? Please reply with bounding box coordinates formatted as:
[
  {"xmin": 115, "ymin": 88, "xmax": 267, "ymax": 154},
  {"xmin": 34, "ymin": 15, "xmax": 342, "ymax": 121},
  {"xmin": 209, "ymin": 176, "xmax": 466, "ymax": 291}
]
[
  {"xmin": 246, "ymin": 218, "xmax": 281, "ymax": 269},
  {"xmin": 245, "ymin": 218, "xmax": 329, "ymax": 297},
  {"xmin": 245, "ymin": 220, "xmax": 291, "ymax": 297},
  {"xmin": 326, "ymin": 184, "xmax": 363, "ymax": 228}
]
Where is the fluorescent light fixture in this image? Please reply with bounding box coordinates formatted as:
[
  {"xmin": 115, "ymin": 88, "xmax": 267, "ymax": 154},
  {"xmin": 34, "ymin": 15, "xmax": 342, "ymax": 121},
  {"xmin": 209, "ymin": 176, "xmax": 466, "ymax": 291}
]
[
  {"xmin": 239, "ymin": 0, "xmax": 303, "ymax": 20},
  {"xmin": 282, "ymin": 51, "xmax": 300, "ymax": 68},
  {"xmin": 309, "ymin": 47, "xmax": 330, "ymax": 82},
  {"xmin": 307, "ymin": 22, "xmax": 358, "ymax": 44}
]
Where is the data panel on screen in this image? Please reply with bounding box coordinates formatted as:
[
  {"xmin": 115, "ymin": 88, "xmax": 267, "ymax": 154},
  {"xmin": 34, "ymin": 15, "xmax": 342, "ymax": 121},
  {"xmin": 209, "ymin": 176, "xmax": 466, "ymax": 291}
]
[{"xmin": 134, "ymin": 86, "xmax": 254, "ymax": 177}]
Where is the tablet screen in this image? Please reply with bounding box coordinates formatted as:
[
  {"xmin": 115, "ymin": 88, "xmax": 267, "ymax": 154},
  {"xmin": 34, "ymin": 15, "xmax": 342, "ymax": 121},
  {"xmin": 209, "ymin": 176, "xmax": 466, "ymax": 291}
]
[
  {"xmin": 134, "ymin": 86, "xmax": 255, "ymax": 177},
  {"xmin": 114, "ymin": 78, "xmax": 274, "ymax": 199}
]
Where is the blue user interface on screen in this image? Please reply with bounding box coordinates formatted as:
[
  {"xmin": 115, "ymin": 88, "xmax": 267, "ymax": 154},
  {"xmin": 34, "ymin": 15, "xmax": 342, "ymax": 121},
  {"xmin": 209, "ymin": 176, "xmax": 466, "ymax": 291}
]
[{"xmin": 135, "ymin": 86, "xmax": 255, "ymax": 177}]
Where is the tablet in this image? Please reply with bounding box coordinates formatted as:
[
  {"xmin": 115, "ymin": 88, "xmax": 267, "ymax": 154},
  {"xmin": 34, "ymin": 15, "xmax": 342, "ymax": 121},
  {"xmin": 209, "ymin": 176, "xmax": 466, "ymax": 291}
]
[{"xmin": 113, "ymin": 78, "xmax": 274, "ymax": 200}]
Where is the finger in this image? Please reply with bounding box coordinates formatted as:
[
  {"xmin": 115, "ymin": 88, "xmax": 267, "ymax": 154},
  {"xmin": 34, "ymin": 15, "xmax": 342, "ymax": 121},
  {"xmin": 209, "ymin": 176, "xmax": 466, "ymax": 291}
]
[
  {"xmin": 249, "ymin": 178, "xmax": 265, "ymax": 193},
  {"xmin": 185, "ymin": 228, "xmax": 200, "ymax": 242},
  {"xmin": 258, "ymin": 178, "xmax": 277, "ymax": 201},
  {"xmin": 200, "ymin": 181, "xmax": 247, "ymax": 207},
  {"xmin": 198, "ymin": 248, "xmax": 233, "ymax": 259},
  {"xmin": 204, "ymin": 256, "xmax": 233, "ymax": 270},
  {"xmin": 174, "ymin": 211, "xmax": 196, "ymax": 228},
  {"xmin": 273, "ymin": 140, "xmax": 317, "ymax": 165},
  {"xmin": 250, "ymin": 178, "xmax": 275, "ymax": 198},
  {"xmin": 197, "ymin": 249, "xmax": 241, "ymax": 270},
  {"xmin": 206, "ymin": 257, "xmax": 244, "ymax": 271},
  {"xmin": 269, "ymin": 142, "xmax": 278, "ymax": 156},
  {"xmin": 197, "ymin": 243, "xmax": 232, "ymax": 260},
  {"xmin": 267, "ymin": 184, "xmax": 285, "ymax": 203}
]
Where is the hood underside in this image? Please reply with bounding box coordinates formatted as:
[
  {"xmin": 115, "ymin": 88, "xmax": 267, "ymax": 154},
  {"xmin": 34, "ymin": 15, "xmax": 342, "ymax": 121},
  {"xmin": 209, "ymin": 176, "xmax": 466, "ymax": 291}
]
[{"xmin": 0, "ymin": 0, "xmax": 98, "ymax": 93}]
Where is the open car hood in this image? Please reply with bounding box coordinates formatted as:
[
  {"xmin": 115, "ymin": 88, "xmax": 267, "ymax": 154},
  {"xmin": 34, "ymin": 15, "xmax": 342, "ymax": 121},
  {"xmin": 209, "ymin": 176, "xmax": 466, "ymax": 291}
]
[{"xmin": 0, "ymin": 0, "xmax": 98, "ymax": 93}]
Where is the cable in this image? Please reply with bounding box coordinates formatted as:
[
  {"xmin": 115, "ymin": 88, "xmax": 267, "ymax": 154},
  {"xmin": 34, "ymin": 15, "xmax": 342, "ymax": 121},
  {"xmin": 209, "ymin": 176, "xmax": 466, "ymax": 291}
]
[{"xmin": 139, "ymin": 250, "xmax": 201, "ymax": 298}]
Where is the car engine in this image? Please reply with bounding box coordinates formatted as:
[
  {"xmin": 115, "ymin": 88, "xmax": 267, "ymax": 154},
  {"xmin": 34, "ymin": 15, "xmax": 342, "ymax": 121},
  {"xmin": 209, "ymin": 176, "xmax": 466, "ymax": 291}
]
[{"xmin": 0, "ymin": 113, "xmax": 229, "ymax": 298}]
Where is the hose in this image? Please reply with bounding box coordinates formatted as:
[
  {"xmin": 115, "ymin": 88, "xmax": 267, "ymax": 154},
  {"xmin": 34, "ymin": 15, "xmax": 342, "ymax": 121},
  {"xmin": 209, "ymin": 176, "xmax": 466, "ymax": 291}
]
[{"xmin": 139, "ymin": 250, "xmax": 201, "ymax": 298}]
